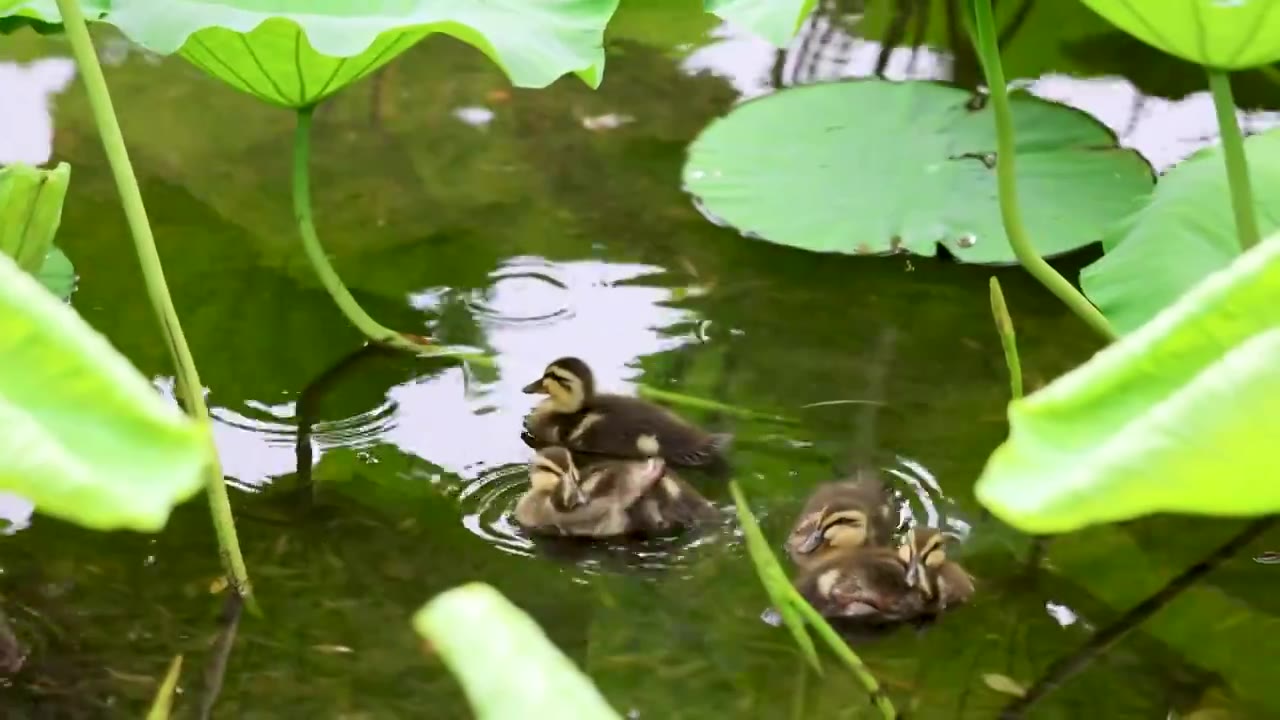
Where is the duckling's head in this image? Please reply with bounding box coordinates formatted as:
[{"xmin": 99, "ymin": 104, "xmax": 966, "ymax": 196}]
[
  {"xmin": 789, "ymin": 504, "xmax": 874, "ymax": 562},
  {"xmin": 899, "ymin": 527, "xmax": 956, "ymax": 599},
  {"xmin": 522, "ymin": 357, "xmax": 595, "ymax": 413},
  {"xmin": 529, "ymin": 446, "xmax": 586, "ymax": 511}
]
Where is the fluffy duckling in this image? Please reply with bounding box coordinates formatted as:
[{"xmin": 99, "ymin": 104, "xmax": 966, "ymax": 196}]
[
  {"xmin": 521, "ymin": 357, "xmax": 732, "ymax": 469},
  {"xmin": 513, "ymin": 446, "xmax": 717, "ymax": 539},
  {"xmin": 785, "ymin": 471, "xmax": 898, "ymax": 568},
  {"xmin": 900, "ymin": 527, "xmax": 975, "ymax": 612},
  {"xmin": 792, "ymin": 545, "xmax": 924, "ymax": 623}
]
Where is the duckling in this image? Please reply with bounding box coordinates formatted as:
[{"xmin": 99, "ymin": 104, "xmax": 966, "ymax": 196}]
[
  {"xmin": 900, "ymin": 526, "xmax": 975, "ymax": 612},
  {"xmin": 513, "ymin": 446, "xmax": 717, "ymax": 539},
  {"xmin": 785, "ymin": 471, "xmax": 898, "ymax": 568},
  {"xmin": 521, "ymin": 357, "xmax": 732, "ymax": 468},
  {"xmin": 792, "ymin": 545, "xmax": 924, "ymax": 623}
]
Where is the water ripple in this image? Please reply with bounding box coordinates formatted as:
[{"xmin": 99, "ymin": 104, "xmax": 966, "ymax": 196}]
[
  {"xmin": 465, "ymin": 256, "xmax": 573, "ymax": 327},
  {"xmin": 459, "ymin": 462, "xmax": 732, "ymax": 576}
]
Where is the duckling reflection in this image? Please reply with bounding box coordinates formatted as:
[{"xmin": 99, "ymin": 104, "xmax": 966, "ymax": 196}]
[
  {"xmin": 786, "ymin": 471, "xmax": 898, "ymax": 568},
  {"xmin": 514, "ymin": 446, "xmax": 717, "ymax": 539},
  {"xmin": 521, "ymin": 357, "xmax": 732, "ymax": 469},
  {"xmin": 900, "ymin": 526, "xmax": 975, "ymax": 612}
]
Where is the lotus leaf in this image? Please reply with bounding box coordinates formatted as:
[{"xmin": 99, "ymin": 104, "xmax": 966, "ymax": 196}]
[
  {"xmin": 1080, "ymin": 0, "xmax": 1280, "ymax": 70},
  {"xmin": 976, "ymin": 234, "xmax": 1280, "ymax": 533},
  {"xmin": 413, "ymin": 583, "xmax": 622, "ymax": 720},
  {"xmin": 682, "ymin": 80, "xmax": 1153, "ymax": 264},
  {"xmin": 1082, "ymin": 127, "xmax": 1280, "ymax": 334},
  {"xmin": 0, "ymin": 252, "xmax": 210, "ymax": 531},
  {"xmin": 6, "ymin": 0, "xmax": 622, "ymax": 106}
]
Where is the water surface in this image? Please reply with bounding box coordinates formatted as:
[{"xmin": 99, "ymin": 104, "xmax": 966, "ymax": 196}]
[{"xmin": 1, "ymin": 2, "xmax": 1278, "ymax": 718}]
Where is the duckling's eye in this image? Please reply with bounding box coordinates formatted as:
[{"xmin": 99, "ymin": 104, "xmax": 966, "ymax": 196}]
[{"xmin": 826, "ymin": 516, "xmax": 863, "ymax": 530}]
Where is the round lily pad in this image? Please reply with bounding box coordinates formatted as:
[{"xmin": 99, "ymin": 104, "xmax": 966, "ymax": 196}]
[{"xmin": 681, "ymin": 80, "xmax": 1154, "ymax": 265}]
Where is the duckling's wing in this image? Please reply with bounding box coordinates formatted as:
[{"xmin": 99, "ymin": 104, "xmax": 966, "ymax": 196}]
[
  {"xmin": 580, "ymin": 396, "xmax": 731, "ymax": 466},
  {"xmin": 648, "ymin": 475, "xmax": 719, "ymax": 526}
]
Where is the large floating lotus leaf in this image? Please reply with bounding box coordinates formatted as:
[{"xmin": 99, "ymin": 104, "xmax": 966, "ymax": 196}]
[
  {"xmin": 413, "ymin": 583, "xmax": 621, "ymax": 720},
  {"xmin": 0, "ymin": 252, "xmax": 210, "ymax": 532},
  {"xmin": 1079, "ymin": 0, "xmax": 1280, "ymax": 70},
  {"xmin": 704, "ymin": 0, "xmax": 816, "ymax": 47},
  {"xmin": 975, "ymin": 234, "xmax": 1280, "ymax": 534},
  {"xmin": 682, "ymin": 80, "xmax": 1153, "ymax": 264},
  {"xmin": 1082, "ymin": 128, "xmax": 1280, "ymax": 334},
  {"xmin": 9, "ymin": 0, "xmax": 621, "ymax": 106}
]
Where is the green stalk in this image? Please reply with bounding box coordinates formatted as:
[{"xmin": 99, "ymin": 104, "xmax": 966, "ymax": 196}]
[
  {"xmin": 969, "ymin": 0, "xmax": 1116, "ymax": 342},
  {"xmin": 55, "ymin": 0, "xmax": 254, "ymax": 607},
  {"xmin": 1206, "ymin": 70, "xmax": 1260, "ymax": 251},
  {"xmin": 988, "ymin": 277, "xmax": 1023, "ymax": 400},
  {"xmin": 729, "ymin": 482, "xmax": 896, "ymax": 719},
  {"xmin": 145, "ymin": 655, "xmax": 183, "ymax": 720},
  {"xmin": 292, "ymin": 106, "xmax": 429, "ymax": 353}
]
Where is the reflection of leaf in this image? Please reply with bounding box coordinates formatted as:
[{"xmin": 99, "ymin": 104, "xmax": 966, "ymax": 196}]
[
  {"xmin": 1082, "ymin": 128, "xmax": 1280, "ymax": 334},
  {"xmin": 682, "ymin": 81, "xmax": 1153, "ymax": 264},
  {"xmin": 35, "ymin": 246, "xmax": 75, "ymax": 300},
  {"xmin": 704, "ymin": 0, "xmax": 815, "ymax": 47},
  {"xmin": 976, "ymin": 235, "xmax": 1280, "ymax": 534},
  {"xmin": 1079, "ymin": 0, "xmax": 1280, "ymax": 70},
  {"xmin": 413, "ymin": 583, "xmax": 622, "ymax": 720},
  {"xmin": 982, "ymin": 672, "xmax": 1026, "ymax": 697},
  {"xmin": 1050, "ymin": 525, "xmax": 1280, "ymax": 715},
  {"xmin": 0, "ymin": 252, "xmax": 209, "ymax": 532},
  {"xmin": 11, "ymin": 0, "xmax": 622, "ymax": 106}
]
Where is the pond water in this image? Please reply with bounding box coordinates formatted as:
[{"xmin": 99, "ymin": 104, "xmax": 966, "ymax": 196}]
[{"xmin": 2, "ymin": 1, "xmax": 1279, "ymax": 718}]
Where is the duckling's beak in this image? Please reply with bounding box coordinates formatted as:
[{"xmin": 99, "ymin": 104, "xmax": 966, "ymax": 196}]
[
  {"xmin": 522, "ymin": 377, "xmax": 547, "ymax": 394},
  {"xmin": 796, "ymin": 526, "xmax": 825, "ymax": 554}
]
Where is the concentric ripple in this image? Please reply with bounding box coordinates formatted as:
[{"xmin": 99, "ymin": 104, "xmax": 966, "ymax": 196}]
[
  {"xmin": 465, "ymin": 256, "xmax": 573, "ymax": 327},
  {"xmin": 885, "ymin": 455, "xmax": 972, "ymax": 539},
  {"xmin": 459, "ymin": 463, "xmax": 733, "ymax": 575}
]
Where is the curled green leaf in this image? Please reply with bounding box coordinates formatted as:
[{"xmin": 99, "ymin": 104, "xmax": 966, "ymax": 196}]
[
  {"xmin": 0, "ymin": 252, "xmax": 210, "ymax": 532},
  {"xmin": 413, "ymin": 583, "xmax": 622, "ymax": 720},
  {"xmin": 0, "ymin": 161, "xmax": 69, "ymax": 274},
  {"xmin": 976, "ymin": 233, "xmax": 1280, "ymax": 533}
]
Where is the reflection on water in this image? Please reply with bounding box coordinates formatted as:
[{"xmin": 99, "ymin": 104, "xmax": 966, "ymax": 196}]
[
  {"xmin": 0, "ymin": 57, "xmax": 75, "ymax": 165},
  {"xmin": 1, "ymin": 2, "xmax": 1278, "ymax": 718}
]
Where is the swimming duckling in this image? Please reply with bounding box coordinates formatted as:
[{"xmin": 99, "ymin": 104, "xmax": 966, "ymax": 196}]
[
  {"xmin": 792, "ymin": 545, "xmax": 923, "ymax": 623},
  {"xmin": 785, "ymin": 471, "xmax": 898, "ymax": 568},
  {"xmin": 900, "ymin": 526, "xmax": 975, "ymax": 612},
  {"xmin": 513, "ymin": 446, "xmax": 717, "ymax": 539},
  {"xmin": 521, "ymin": 357, "xmax": 732, "ymax": 469}
]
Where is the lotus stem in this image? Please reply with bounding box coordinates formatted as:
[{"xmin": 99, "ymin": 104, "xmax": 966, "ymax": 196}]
[
  {"xmin": 55, "ymin": 0, "xmax": 255, "ymax": 609},
  {"xmin": 969, "ymin": 0, "xmax": 1116, "ymax": 342},
  {"xmin": 1206, "ymin": 70, "xmax": 1260, "ymax": 251},
  {"xmin": 729, "ymin": 482, "xmax": 896, "ymax": 719},
  {"xmin": 292, "ymin": 106, "xmax": 430, "ymax": 353},
  {"xmin": 988, "ymin": 277, "xmax": 1023, "ymax": 399}
]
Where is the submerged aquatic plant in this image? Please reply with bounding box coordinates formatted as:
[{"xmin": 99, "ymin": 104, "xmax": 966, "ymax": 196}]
[{"xmin": 729, "ymin": 481, "xmax": 896, "ymax": 720}]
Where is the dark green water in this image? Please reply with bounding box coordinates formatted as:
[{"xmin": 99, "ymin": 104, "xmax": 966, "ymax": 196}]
[{"xmin": 2, "ymin": 1, "xmax": 1279, "ymax": 718}]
